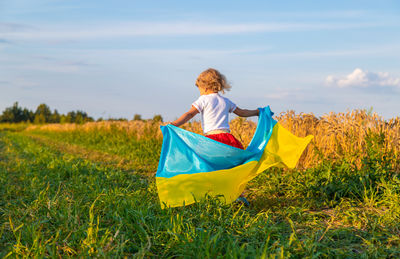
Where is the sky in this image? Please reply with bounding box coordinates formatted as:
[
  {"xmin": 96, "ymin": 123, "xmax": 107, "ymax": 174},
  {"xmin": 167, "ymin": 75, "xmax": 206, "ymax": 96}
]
[{"xmin": 1, "ymin": 0, "xmax": 399, "ymax": 120}]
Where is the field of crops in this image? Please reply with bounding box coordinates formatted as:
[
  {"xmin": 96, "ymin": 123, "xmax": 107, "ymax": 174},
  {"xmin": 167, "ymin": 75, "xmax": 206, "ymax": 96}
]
[{"xmin": 1, "ymin": 110, "xmax": 400, "ymax": 257}]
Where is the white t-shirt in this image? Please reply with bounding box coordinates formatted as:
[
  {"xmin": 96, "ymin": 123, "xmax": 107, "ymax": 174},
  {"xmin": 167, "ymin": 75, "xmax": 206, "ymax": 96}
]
[{"xmin": 192, "ymin": 93, "xmax": 237, "ymax": 134}]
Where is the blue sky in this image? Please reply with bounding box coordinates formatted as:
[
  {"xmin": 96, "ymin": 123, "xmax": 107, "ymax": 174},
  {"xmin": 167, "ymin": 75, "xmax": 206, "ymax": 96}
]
[{"xmin": 1, "ymin": 0, "xmax": 399, "ymax": 120}]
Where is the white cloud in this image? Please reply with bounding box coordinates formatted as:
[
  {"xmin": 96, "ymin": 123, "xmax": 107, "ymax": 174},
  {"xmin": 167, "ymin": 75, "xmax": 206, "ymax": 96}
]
[{"xmin": 326, "ymin": 68, "xmax": 400, "ymax": 89}]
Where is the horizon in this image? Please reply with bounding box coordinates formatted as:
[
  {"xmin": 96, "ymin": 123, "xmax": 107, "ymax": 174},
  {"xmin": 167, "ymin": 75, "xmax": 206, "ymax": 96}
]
[{"xmin": 1, "ymin": 0, "xmax": 400, "ymax": 121}]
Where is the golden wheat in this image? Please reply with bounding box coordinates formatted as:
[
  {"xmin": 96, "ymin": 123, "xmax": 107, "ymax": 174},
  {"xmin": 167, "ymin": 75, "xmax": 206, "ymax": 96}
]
[
  {"xmin": 275, "ymin": 110, "xmax": 400, "ymax": 169},
  {"xmin": 26, "ymin": 110, "xmax": 400, "ymax": 169}
]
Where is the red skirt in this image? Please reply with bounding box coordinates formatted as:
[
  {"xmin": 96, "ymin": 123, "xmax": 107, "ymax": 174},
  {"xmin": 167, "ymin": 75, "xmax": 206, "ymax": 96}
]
[{"xmin": 206, "ymin": 133, "xmax": 244, "ymax": 149}]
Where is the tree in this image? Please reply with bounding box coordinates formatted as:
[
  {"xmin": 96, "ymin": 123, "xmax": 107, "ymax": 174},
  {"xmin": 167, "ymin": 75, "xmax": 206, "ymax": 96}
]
[
  {"xmin": 49, "ymin": 109, "xmax": 61, "ymax": 123},
  {"xmin": 65, "ymin": 111, "xmax": 76, "ymax": 123},
  {"xmin": 0, "ymin": 102, "xmax": 24, "ymax": 123},
  {"xmin": 34, "ymin": 113, "xmax": 46, "ymax": 124},
  {"xmin": 133, "ymin": 114, "xmax": 142, "ymax": 121},
  {"xmin": 76, "ymin": 110, "xmax": 94, "ymax": 123},
  {"xmin": 22, "ymin": 108, "xmax": 34, "ymax": 122},
  {"xmin": 34, "ymin": 103, "xmax": 52, "ymax": 124},
  {"xmin": 152, "ymin": 114, "xmax": 163, "ymax": 122},
  {"xmin": 64, "ymin": 110, "xmax": 94, "ymax": 124},
  {"xmin": 75, "ymin": 112, "xmax": 84, "ymax": 124},
  {"xmin": 0, "ymin": 102, "xmax": 95, "ymax": 124},
  {"xmin": 60, "ymin": 114, "xmax": 68, "ymax": 124}
]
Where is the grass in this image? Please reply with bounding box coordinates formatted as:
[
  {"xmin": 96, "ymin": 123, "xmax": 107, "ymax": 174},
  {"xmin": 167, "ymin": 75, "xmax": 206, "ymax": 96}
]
[{"xmin": 1, "ymin": 117, "xmax": 400, "ymax": 257}]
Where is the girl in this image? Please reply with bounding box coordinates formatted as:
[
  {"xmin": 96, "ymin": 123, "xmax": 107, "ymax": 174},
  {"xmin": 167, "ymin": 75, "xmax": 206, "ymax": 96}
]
[{"xmin": 171, "ymin": 68, "xmax": 259, "ymax": 149}]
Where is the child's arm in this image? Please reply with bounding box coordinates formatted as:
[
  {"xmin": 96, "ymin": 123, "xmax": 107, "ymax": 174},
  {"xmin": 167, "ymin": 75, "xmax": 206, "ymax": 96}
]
[
  {"xmin": 233, "ymin": 107, "xmax": 259, "ymax": 117},
  {"xmin": 171, "ymin": 106, "xmax": 199, "ymax": 127}
]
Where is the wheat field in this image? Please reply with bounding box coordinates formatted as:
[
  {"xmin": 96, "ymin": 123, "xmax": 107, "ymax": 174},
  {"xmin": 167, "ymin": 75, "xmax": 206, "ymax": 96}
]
[{"xmin": 26, "ymin": 109, "xmax": 400, "ymax": 170}]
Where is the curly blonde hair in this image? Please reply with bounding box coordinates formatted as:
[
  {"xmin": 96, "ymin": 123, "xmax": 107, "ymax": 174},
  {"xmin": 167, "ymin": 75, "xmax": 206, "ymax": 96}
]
[{"xmin": 195, "ymin": 68, "xmax": 231, "ymax": 94}]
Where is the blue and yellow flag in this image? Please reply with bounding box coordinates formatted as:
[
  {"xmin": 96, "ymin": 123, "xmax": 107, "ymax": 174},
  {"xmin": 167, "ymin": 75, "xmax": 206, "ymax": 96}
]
[{"xmin": 156, "ymin": 106, "xmax": 313, "ymax": 208}]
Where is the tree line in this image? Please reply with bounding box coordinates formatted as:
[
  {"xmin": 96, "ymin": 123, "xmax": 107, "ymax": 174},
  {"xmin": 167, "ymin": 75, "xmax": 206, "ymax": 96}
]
[
  {"xmin": 0, "ymin": 102, "xmax": 164, "ymax": 124},
  {"xmin": 0, "ymin": 102, "xmax": 94, "ymax": 124}
]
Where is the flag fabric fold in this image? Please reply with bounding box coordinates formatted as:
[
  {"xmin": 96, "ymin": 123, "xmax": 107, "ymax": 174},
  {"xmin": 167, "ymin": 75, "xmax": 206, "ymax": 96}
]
[{"xmin": 156, "ymin": 106, "xmax": 313, "ymax": 208}]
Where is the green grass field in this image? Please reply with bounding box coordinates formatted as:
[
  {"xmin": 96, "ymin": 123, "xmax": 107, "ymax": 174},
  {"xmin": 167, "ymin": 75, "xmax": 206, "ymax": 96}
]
[{"xmin": 1, "ymin": 124, "xmax": 399, "ymax": 258}]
